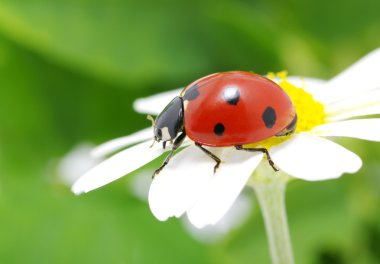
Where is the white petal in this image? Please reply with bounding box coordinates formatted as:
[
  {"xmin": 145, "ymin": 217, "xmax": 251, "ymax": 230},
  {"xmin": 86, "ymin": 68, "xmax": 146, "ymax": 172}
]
[
  {"xmin": 321, "ymin": 48, "xmax": 380, "ymax": 103},
  {"xmin": 72, "ymin": 141, "xmax": 164, "ymax": 194},
  {"xmin": 91, "ymin": 127, "xmax": 153, "ymax": 158},
  {"xmin": 325, "ymin": 88, "xmax": 380, "ymax": 121},
  {"xmin": 326, "ymin": 104, "xmax": 380, "ymax": 121},
  {"xmin": 148, "ymin": 145, "xmax": 218, "ymax": 221},
  {"xmin": 187, "ymin": 149, "xmax": 263, "ymax": 229},
  {"xmin": 270, "ymin": 134, "xmax": 362, "ymax": 181},
  {"xmin": 310, "ymin": 119, "xmax": 380, "ymax": 141},
  {"xmin": 182, "ymin": 191, "xmax": 253, "ymax": 242},
  {"xmin": 129, "ymin": 169, "xmax": 152, "ymax": 202},
  {"xmin": 58, "ymin": 142, "xmax": 101, "ymax": 186},
  {"xmin": 133, "ymin": 88, "xmax": 183, "ymax": 115}
]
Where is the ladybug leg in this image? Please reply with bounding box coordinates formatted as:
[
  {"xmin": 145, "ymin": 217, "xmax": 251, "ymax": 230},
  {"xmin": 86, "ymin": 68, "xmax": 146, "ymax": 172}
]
[
  {"xmin": 152, "ymin": 131, "xmax": 186, "ymax": 178},
  {"xmin": 235, "ymin": 145, "xmax": 279, "ymax": 172},
  {"xmin": 195, "ymin": 143, "xmax": 221, "ymax": 173}
]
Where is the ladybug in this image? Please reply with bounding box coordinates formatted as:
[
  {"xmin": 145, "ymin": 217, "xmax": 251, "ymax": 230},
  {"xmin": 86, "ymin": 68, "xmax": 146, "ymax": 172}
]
[{"xmin": 152, "ymin": 71, "xmax": 297, "ymax": 176}]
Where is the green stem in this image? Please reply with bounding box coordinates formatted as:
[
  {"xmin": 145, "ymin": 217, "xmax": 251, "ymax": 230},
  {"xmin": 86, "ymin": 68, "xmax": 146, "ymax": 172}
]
[{"xmin": 249, "ymin": 163, "xmax": 295, "ymax": 264}]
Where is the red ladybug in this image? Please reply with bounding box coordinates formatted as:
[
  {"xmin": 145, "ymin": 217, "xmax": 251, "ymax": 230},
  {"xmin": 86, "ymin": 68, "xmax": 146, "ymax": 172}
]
[{"xmin": 152, "ymin": 71, "xmax": 297, "ymax": 176}]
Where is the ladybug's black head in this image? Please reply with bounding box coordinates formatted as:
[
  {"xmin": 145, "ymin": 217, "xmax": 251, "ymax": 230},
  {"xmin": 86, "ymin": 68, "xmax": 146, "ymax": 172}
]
[{"xmin": 153, "ymin": 96, "xmax": 184, "ymax": 144}]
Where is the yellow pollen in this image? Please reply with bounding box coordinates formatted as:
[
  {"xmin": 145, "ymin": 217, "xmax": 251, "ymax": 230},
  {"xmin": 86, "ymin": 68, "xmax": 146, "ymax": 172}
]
[{"xmin": 244, "ymin": 71, "xmax": 326, "ymax": 149}]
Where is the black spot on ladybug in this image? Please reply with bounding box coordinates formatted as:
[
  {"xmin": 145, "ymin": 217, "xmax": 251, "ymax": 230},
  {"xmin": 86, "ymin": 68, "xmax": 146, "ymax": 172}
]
[
  {"xmin": 262, "ymin": 107, "xmax": 276, "ymax": 128},
  {"xmin": 183, "ymin": 84, "xmax": 200, "ymax": 101},
  {"xmin": 222, "ymin": 86, "xmax": 240, "ymax": 105},
  {"xmin": 214, "ymin": 123, "xmax": 225, "ymax": 136}
]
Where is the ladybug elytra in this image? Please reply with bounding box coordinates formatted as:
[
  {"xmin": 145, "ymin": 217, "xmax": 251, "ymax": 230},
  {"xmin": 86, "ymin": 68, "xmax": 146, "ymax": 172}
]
[{"xmin": 152, "ymin": 71, "xmax": 297, "ymax": 176}]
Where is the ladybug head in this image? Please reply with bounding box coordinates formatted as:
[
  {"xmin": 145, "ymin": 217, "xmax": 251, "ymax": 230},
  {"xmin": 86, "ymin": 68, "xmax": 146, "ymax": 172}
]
[{"xmin": 153, "ymin": 96, "xmax": 184, "ymax": 145}]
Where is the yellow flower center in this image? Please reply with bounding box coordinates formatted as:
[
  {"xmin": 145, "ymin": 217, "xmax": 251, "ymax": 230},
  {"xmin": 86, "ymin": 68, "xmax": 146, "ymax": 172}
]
[{"xmin": 245, "ymin": 71, "xmax": 326, "ymax": 149}]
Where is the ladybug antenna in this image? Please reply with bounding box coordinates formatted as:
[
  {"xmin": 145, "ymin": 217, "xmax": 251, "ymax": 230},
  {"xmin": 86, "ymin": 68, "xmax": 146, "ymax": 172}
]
[
  {"xmin": 147, "ymin": 115, "xmax": 155, "ymax": 126},
  {"xmin": 150, "ymin": 137, "xmax": 156, "ymax": 148},
  {"xmin": 147, "ymin": 115, "xmax": 157, "ymax": 148}
]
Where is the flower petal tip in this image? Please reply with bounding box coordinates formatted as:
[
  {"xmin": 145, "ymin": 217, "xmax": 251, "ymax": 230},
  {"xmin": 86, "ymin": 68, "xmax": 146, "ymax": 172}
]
[
  {"xmin": 271, "ymin": 134, "xmax": 363, "ymax": 181},
  {"xmin": 187, "ymin": 214, "xmax": 217, "ymax": 229},
  {"xmin": 151, "ymin": 212, "xmax": 170, "ymax": 222},
  {"xmin": 133, "ymin": 99, "xmax": 147, "ymax": 114},
  {"xmin": 148, "ymin": 197, "xmax": 171, "ymax": 222},
  {"xmin": 347, "ymin": 155, "xmax": 362, "ymax": 174},
  {"xmin": 71, "ymin": 183, "xmax": 85, "ymax": 195}
]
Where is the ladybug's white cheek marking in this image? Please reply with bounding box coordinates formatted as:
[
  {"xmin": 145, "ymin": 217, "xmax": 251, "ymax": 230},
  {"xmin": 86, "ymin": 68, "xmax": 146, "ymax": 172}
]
[{"xmin": 161, "ymin": 127, "xmax": 172, "ymax": 141}]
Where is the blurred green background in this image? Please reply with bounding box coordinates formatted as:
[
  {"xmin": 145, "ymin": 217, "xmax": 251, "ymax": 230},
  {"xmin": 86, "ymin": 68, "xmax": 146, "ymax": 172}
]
[{"xmin": 0, "ymin": 0, "xmax": 380, "ymax": 263}]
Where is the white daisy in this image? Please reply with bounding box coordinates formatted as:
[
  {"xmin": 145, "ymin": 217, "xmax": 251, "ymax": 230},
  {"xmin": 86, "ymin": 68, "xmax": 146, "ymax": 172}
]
[
  {"xmin": 72, "ymin": 48, "xmax": 380, "ymax": 229},
  {"xmin": 57, "ymin": 142, "xmax": 102, "ymax": 186}
]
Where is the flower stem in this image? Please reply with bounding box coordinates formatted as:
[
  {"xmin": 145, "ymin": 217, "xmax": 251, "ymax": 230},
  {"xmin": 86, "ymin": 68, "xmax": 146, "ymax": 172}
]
[{"xmin": 249, "ymin": 164, "xmax": 294, "ymax": 264}]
